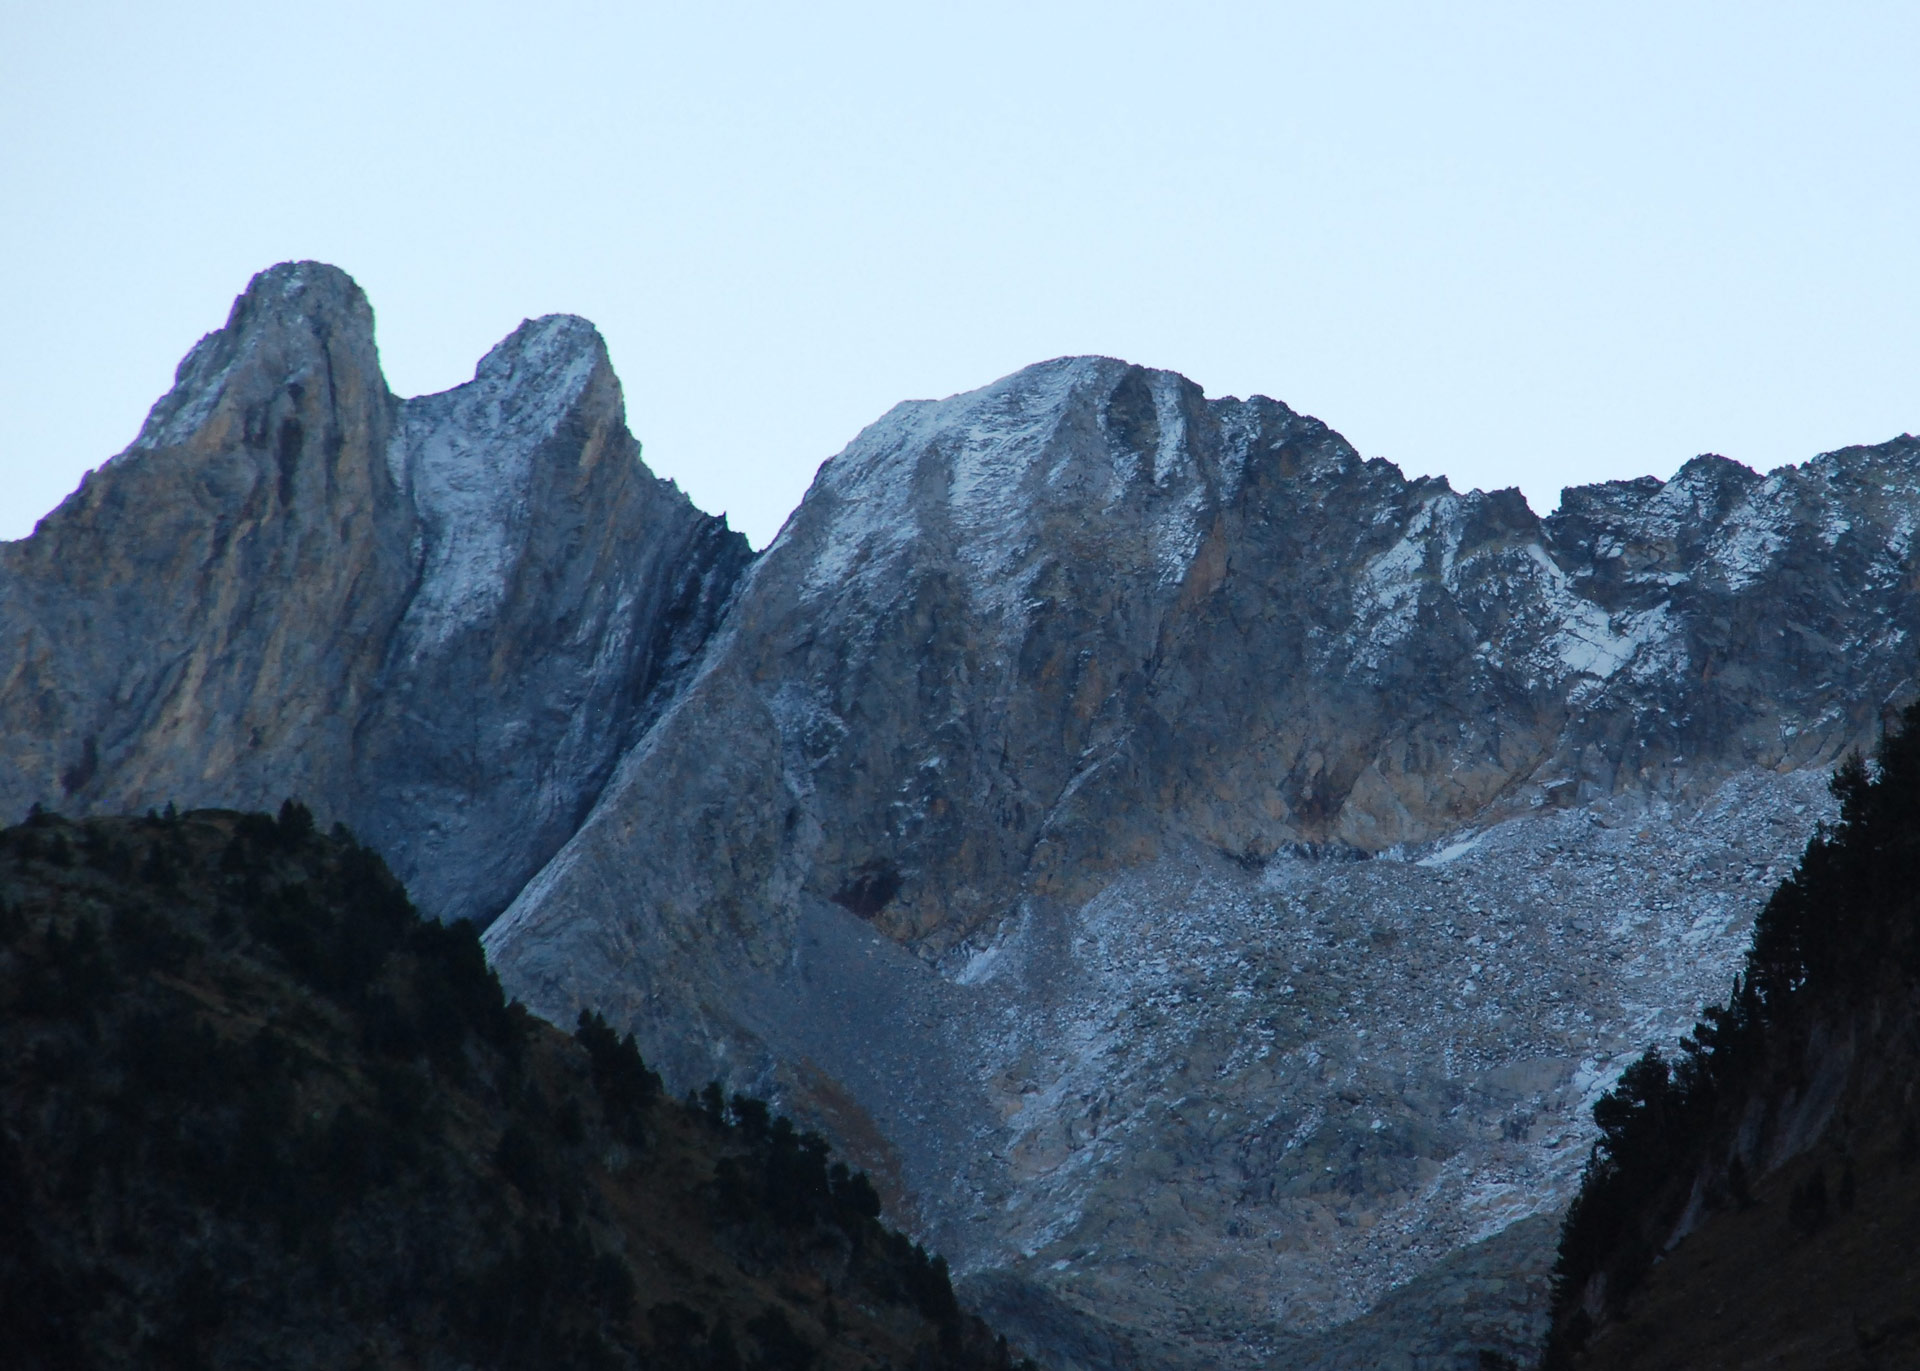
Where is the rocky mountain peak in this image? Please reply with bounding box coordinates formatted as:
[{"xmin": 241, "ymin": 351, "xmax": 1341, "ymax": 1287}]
[
  {"xmin": 10, "ymin": 264, "xmax": 1920, "ymax": 1370},
  {"xmin": 385, "ymin": 311, "xmax": 621, "ymax": 660},
  {"xmin": 124, "ymin": 260, "xmax": 383, "ymax": 462},
  {"xmin": 221, "ymin": 258, "xmax": 376, "ymax": 342},
  {"xmin": 1, "ymin": 262, "xmax": 751, "ymax": 926},
  {"xmin": 787, "ymin": 357, "xmax": 1334, "ymax": 624},
  {"xmin": 475, "ymin": 311, "xmax": 607, "ymax": 384},
  {"xmin": 484, "ymin": 355, "xmax": 1920, "ymax": 1367}
]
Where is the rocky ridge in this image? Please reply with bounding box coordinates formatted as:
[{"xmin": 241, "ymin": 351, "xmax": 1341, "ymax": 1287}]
[
  {"xmin": 7, "ymin": 269, "xmax": 1920, "ymax": 1368},
  {"xmin": 0, "ymin": 263, "xmax": 749, "ymax": 925},
  {"xmin": 483, "ymin": 358, "xmax": 1920, "ymax": 1367}
]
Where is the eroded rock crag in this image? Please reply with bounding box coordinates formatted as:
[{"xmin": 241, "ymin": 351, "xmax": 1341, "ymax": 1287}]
[{"xmin": 0, "ymin": 262, "xmax": 749, "ymax": 924}]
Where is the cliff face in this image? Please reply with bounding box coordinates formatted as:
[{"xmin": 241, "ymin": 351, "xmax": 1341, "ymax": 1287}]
[
  {"xmin": 483, "ymin": 357, "xmax": 1920, "ymax": 1368},
  {"xmin": 0, "ymin": 263, "xmax": 750, "ymax": 924},
  {"xmin": 490, "ymin": 359, "xmax": 1918, "ymax": 975}
]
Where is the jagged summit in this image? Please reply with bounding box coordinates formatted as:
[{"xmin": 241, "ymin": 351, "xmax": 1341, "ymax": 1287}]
[
  {"xmin": 123, "ymin": 261, "xmax": 381, "ymax": 460},
  {"xmin": 785, "ymin": 356, "xmax": 1344, "ymax": 614},
  {"xmin": 472, "ymin": 311, "xmax": 610, "ymax": 389},
  {"xmin": 0, "ymin": 262, "xmax": 751, "ymax": 925},
  {"xmin": 485, "ymin": 348, "xmax": 1920, "ymax": 1366},
  {"xmin": 121, "ymin": 261, "xmax": 615, "ymax": 476}
]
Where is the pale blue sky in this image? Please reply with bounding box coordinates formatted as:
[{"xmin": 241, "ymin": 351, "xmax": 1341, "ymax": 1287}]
[{"xmin": 3, "ymin": 2, "xmax": 1916, "ymax": 546}]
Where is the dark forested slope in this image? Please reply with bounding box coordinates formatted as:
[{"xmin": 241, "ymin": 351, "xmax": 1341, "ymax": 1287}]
[
  {"xmin": 1546, "ymin": 706, "xmax": 1920, "ymax": 1369},
  {"xmin": 0, "ymin": 804, "xmax": 1019, "ymax": 1371}
]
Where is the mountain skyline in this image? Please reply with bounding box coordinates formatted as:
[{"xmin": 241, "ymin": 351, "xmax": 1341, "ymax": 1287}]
[
  {"xmin": 10, "ymin": 261, "xmax": 1919, "ymax": 1367},
  {"xmin": 13, "ymin": 267, "xmax": 1916, "ymax": 561},
  {"xmin": 8, "ymin": 7, "xmax": 1919, "ymax": 547}
]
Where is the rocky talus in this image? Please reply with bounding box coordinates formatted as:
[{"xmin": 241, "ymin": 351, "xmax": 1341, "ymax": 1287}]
[
  {"xmin": 1542, "ymin": 711, "xmax": 1920, "ymax": 1370},
  {"xmin": 484, "ymin": 358, "xmax": 1920, "ymax": 1368},
  {"xmin": 0, "ymin": 263, "xmax": 750, "ymax": 925}
]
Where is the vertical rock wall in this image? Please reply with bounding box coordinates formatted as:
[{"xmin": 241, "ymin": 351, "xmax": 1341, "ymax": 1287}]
[{"xmin": 0, "ymin": 262, "xmax": 751, "ymax": 923}]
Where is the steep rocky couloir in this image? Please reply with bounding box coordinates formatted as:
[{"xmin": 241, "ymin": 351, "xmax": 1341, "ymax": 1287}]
[
  {"xmin": 0, "ymin": 263, "xmax": 750, "ymax": 924},
  {"xmin": 484, "ymin": 356, "xmax": 1920, "ymax": 1369}
]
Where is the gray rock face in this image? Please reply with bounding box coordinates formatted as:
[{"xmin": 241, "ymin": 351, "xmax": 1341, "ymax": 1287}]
[
  {"xmin": 483, "ymin": 357, "xmax": 1920, "ymax": 1367},
  {"xmin": 0, "ymin": 262, "xmax": 749, "ymax": 923}
]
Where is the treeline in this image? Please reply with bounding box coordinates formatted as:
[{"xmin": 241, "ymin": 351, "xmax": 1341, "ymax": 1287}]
[
  {"xmin": 0, "ymin": 802, "xmax": 1024, "ymax": 1371},
  {"xmin": 1544, "ymin": 704, "xmax": 1920, "ymax": 1366}
]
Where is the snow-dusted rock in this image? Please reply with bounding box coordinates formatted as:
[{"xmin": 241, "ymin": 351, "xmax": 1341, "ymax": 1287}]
[
  {"xmin": 12, "ymin": 266, "xmax": 1920, "ymax": 1368},
  {"xmin": 484, "ymin": 356, "xmax": 1920, "ymax": 1368},
  {"xmin": 0, "ymin": 262, "xmax": 749, "ymax": 923}
]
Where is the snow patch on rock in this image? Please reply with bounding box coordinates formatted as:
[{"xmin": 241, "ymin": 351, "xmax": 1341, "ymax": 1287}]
[
  {"xmin": 392, "ymin": 314, "xmax": 604, "ymax": 653},
  {"xmin": 1706, "ymin": 473, "xmax": 1797, "ymax": 591}
]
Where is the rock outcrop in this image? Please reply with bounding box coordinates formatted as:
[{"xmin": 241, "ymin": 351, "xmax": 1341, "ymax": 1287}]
[
  {"xmin": 0, "ymin": 263, "xmax": 750, "ymax": 924},
  {"xmin": 483, "ymin": 357, "xmax": 1920, "ymax": 1368}
]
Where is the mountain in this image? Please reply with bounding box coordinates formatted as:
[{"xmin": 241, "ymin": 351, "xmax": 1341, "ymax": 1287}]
[
  {"xmin": 0, "ymin": 262, "xmax": 750, "ymax": 926},
  {"xmin": 1541, "ymin": 707, "xmax": 1920, "ymax": 1370},
  {"xmin": 0, "ymin": 803, "xmax": 1020, "ymax": 1371},
  {"xmin": 6, "ymin": 264, "xmax": 1920, "ymax": 1368},
  {"xmin": 482, "ymin": 357, "xmax": 1920, "ymax": 1365}
]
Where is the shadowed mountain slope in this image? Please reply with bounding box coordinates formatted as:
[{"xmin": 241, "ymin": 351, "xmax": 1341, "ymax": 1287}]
[
  {"xmin": 0, "ymin": 804, "xmax": 1021, "ymax": 1371},
  {"xmin": 1544, "ymin": 707, "xmax": 1920, "ymax": 1370}
]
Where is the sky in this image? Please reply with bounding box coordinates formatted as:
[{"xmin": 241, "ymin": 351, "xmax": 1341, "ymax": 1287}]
[{"xmin": 2, "ymin": 2, "xmax": 1916, "ymax": 548}]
